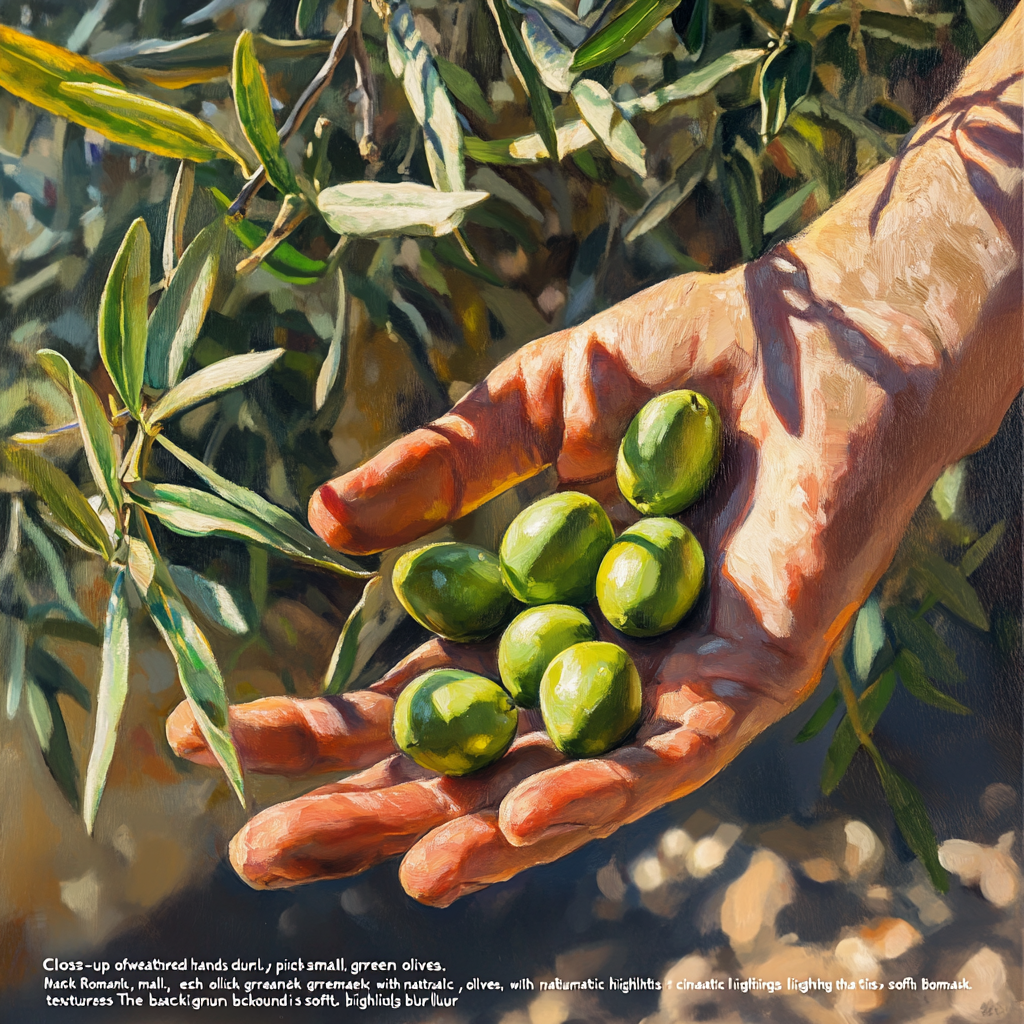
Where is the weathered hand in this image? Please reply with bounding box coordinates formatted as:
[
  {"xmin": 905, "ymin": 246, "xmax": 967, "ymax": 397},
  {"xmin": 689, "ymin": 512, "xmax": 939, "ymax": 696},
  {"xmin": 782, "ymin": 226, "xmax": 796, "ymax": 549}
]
[{"xmin": 167, "ymin": 13, "xmax": 1022, "ymax": 906}]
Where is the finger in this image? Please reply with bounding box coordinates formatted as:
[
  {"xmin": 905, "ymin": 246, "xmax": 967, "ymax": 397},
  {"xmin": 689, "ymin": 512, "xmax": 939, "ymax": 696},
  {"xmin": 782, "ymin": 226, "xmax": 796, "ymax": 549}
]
[
  {"xmin": 229, "ymin": 734, "xmax": 563, "ymax": 889},
  {"xmin": 308, "ymin": 333, "xmax": 566, "ymax": 555},
  {"xmin": 369, "ymin": 637, "xmax": 498, "ymax": 697},
  {"xmin": 398, "ymin": 812, "xmax": 593, "ymax": 908},
  {"xmin": 499, "ymin": 699, "xmax": 738, "ymax": 847},
  {"xmin": 165, "ymin": 691, "xmax": 395, "ymax": 776}
]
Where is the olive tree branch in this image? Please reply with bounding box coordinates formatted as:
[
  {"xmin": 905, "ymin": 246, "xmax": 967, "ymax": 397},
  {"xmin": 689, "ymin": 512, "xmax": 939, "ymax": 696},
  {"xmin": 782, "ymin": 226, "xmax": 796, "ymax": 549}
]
[{"xmin": 228, "ymin": 0, "xmax": 361, "ymax": 217}]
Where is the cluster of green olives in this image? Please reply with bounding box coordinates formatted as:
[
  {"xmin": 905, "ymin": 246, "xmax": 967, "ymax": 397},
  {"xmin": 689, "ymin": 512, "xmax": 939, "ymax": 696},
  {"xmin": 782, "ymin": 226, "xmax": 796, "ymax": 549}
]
[{"xmin": 390, "ymin": 390, "xmax": 722, "ymax": 777}]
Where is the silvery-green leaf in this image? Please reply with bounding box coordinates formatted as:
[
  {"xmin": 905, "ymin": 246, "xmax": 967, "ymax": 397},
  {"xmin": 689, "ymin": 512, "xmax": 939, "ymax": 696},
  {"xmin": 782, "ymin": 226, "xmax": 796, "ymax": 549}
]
[
  {"xmin": 19, "ymin": 511, "xmax": 88, "ymax": 625},
  {"xmin": 154, "ymin": 434, "xmax": 372, "ymax": 578},
  {"xmin": 318, "ymin": 181, "xmax": 489, "ymax": 238},
  {"xmin": 760, "ymin": 40, "xmax": 814, "ymax": 141},
  {"xmin": 144, "ymin": 349, "xmax": 284, "ymax": 426},
  {"xmin": 931, "ymin": 462, "xmax": 964, "ymax": 520},
  {"xmin": 572, "ymin": 78, "xmax": 646, "ymax": 175},
  {"xmin": 3, "ymin": 615, "xmax": 27, "ymax": 719},
  {"xmin": 961, "ymin": 521, "xmax": 1005, "ymax": 578},
  {"xmin": 169, "ymin": 564, "xmax": 253, "ymax": 636},
  {"xmin": 853, "ymin": 596, "xmax": 885, "ymax": 683},
  {"xmin": 624, "ymin": 147, "xmax": 708, "ymax": 241},
  {"xmin": 763, "ymin": 178, "xmax": 819, "ymax": 236},
  {"xmin": 82, "ymin": 568, "xmax": 130, "ymax": 833},
  {"xmin": 388, "ymin": 5, "xmax": 466, "ymax": 191},
  {"xmin": 128, "ymin": 535, "xmax": 244, "ymax": 805},
  {"xmin": 522, "ymin": 10, "xmax": 577, "ymax": 93},
  {"xmin": 147, "ymin": 218, "xmax": 225, "ymax": 390},
  {"xmin": 315, "ymin": 269, "xmax": 347, "ymax": 412},
  {"xmin": 625, "ymin": 49, "xmax": 769, "ymax": 115},
  {"xmin": 163, "ymin": 161, "xmax": 194, "ymax": 278}
]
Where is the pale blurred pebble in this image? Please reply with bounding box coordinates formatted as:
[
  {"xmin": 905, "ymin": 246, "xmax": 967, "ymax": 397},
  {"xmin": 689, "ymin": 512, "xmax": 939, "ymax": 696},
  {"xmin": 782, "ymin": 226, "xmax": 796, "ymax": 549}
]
[
  {"xmin": 939, "ymin": 834, "xmax": 1020, "ymax": 908},
  {"xmin": 856, "ymin": 917, "xmax": 922, "ymax": 960},
  {"xmin": 720, "ymin": 850, "xmax": 794, "ymax": 955},
  {"xmin": 952, "ymin": 947, "xmax": 1015, "ymax": 1022},
  {"xmin": 687, "ymin": 823, "xmax": 742, "ymax": 878},
  {"xmin": 904, "ymin": 883, "xmax": 953, "ymax": 927},
  {"xmin": 844, "ymin": 820, "xmax": 883, "ymax": 879},
  {"xmin": 980, "ymin": 782, "xmax": 1016, "ymax": 819},
  {"xmin": 659, "ymin": 828, "xmax": 693, "ymax": 878},
  {"xmin": 596, "ymin": 858, "xmax": 628, "ymax": 902},
  {"xmin": 834, "ymin": 937, "xmax": 879, "ymax": 975},
  {"xmin": 800, "ymin": 857, "xmax": 839, "ymax": 883},
  {"xmin": 630, "ymin": 852, "xmax": 666, "ymax": 893}
]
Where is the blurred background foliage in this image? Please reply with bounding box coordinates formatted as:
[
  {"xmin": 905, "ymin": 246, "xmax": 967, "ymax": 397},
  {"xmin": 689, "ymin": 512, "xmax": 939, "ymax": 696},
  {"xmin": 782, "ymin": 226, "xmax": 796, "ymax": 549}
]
[{"xmin": 0, "ymin": 0, "xmax": 1017, "ymax": 956}]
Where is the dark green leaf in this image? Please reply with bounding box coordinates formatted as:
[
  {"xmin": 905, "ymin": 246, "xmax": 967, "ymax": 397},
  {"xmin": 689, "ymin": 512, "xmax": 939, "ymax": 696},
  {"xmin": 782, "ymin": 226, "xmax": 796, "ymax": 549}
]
[
  {"xmin": 154, "ymin": 434, "xmax": 373, "ymax": 578},
  {"xmin": 682, "ymin": 0, "xmax": 709, "ymax": 59},
  {"xmin": 763, "ymin": 178, "xmax": 818, "ymax": 235},
  {"xmin": 960, "ymin": 520, "xmax": 1005, "ymax": 577},
  {"xmin": 26, "ymin": 678, "xmax": 80, "ymax": 811},
  {"xmin": 433, "ymin": 235, "xmax": 504, "ymax": 285},
  {"xmin": 37, "ymin": 350, "xmax": 124, "ymax": 517},
  {"xmin": 895, "ymin": 649, "xmax": 971, "ymax": 716},
  {"xmin": 572, "ymin": 0, "xmax": 681, "ymax": 72},
  {"xmin": 128, "ymin": 535, "xmax": 244, "ymax": 805},
  {"xmin": 210, "ymin": 188, "xmax": 327, "ymax": 285},
  {"xmin": 885, "ymin": 606, "xmax": 964, "ymax": 684},
  {"xmin": 489, "ymin": 0, "xmax": 560, "ymax": 164},
  {"xmin": 83, "ymin": 568, "xmax": 130, "ymax": 833},
  {"xmin": 38, "ymin": 618, "xmax": 102, "ymax": 646},
  {"xmin": 963, "ymin": 0, "xmax": 1003, "ymax": 45},
  {"xmin": 859, "ymin": 10, "xmax": 941, "ymax": 48},
  {"xmin": 98, "ymin": 217, "xmax": 150, "ymax": 420},
  {"xmin": 867, "ymin": 744, "xmax": 948, "ymax": 891},
  {"xmin": 722, "ymin": 152, "xmax": 762, "ymax": 261},
  {"xmin": 232, "ymin": 31, "xmax": 299, "ymax": 196},
  {"xmin": 295, "ymin": 0, "xmax": 329, "ymax": 37},
  {"xmin": 435, "ymin": 55, "xmax": 498, "ymax": 123},
  {"xmin": 147, "ymin": 218, "xmax": 225, "ymax": 389},
  {"xmin": 144, "ymin": 349, "xmax": 284, "ymax": 426},
  {"xmin": 2, "ymin": 447, "xmax": 113, "ymax": 559},
  {"xmin": 912, "ymin": 552, "xmax": 988, "ymax": 630},
  {"xmin": 27, "ymin": 646, "xmax": 91, "ymax": 711},
  {"xmin": 794, "ymin": 685, "xmax": 840, "ymax": 742},
  {"xmin": 821, "ymin": 669, "xmax": 896, "ymax": 794},
  {"xmin": 760, "ymin": 40, "xmax": 814, "ymax": 140}
]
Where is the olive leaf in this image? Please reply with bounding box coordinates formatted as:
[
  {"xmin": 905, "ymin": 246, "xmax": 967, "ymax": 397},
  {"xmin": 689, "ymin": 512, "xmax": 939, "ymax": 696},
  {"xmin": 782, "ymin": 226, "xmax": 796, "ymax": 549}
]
[
  {"xmin": 571, "ymin": 79, "xmax": 646, "ymax": 176},
  {"xmin": 794, "ymin": 686, "xmax": 840, "ymax": 742},
  {"xmin": 2, "ymin": 447, "xmax": 113, "ymax": 560},
  {"xmin": 895, "ymin": 649, "xmax": 971, "ymax": 716},
  {"xmin": 232, "ymin": 30, "xmax": 299, "ymax": 196},
  {"xmin": 521, "ymin": 10, "xmax": 577, "ymax": 94},
  {"xmin": 144, "ymin": 349, "xmax": 284, "ymax": 426},
  {"xmin": 571, "ymin": 0, "xmax": 681, "ymax": 72},
  {"xmin": 961, "ymin": 520, "xmax": 1005, "ymax": 577},
  {"xmin": 722, "ymin": 152, "xmax": 762, "ymax": 261},
  {"xmin": 147, "ymin": 217, "xmax": 226, "ymax": 390},
  {"xmin": 821, "ymin": 669, "xmax": 896, "ymax": 794},
  {"xmin": 315, "ymin": 269, "xmax": 347, "ymax": 412},
  {"xmin": 885, "ymin": 606, "xmax": 964, "ymax": 685},
  {"xmin": 763, "ymin": 179, "xmax": 819, "ymax": 236},
  {"xmin": 37, "ymin": 350, "xmax": 124, "ymax": 519},
  {"xmin": 759, "ymin": 41, "xmax": 814, "ymax": 141},
  {"xmin": 25, "ymin": 677, "xmax": 80, "ymax": 811},
  {"xmin": 912, "ymin": 552, "xmax": 988, "ymax": 630},
  {"xmin": 169, "ymin": 565, "xmax": 253, "ymax": 636},
  {"xmin": 317, "ymin": 182, "xmax": 490, "ymax": 238},
  {"xmin": 435, "ymin": 56, "xmax": 498, "ymax": 123},
  {"xmin": 128, "ymin": 534, "xmax": 244, "ymax": 806},
  {"xmin": 3, "ymin": 615, "xmax": 27, "ymax": 719},
  {"xmin": 853, "ymin": 597, "xmax": 885, "ymax": 683},
  {"xmin": 98, "ymin": 218, "xmax": 150, "ymax": 420},
  {"xmin": 679, "ymin": 0, "xmax": 709, "ymax": 59},
  {"xmin": 82, "ymin": 568, "xmax": 131, "ymax": 834}
]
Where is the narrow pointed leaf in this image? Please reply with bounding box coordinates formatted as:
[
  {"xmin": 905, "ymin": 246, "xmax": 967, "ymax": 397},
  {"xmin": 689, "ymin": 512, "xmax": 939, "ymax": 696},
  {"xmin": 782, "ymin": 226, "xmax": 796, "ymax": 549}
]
[
  {"xmin": 315, "ymin": 269, "xmax": 347, "ymax": 412},
  {"xmin": 232, "ymin": 31, "xmax": 299, "ymax": 196},
  {"xmin": 318, "ymin": 181, "xmax": 489, "ymax": 238},
  {"xmin": 37, "ymin": 350, "xmax": 124, "ymax": 516},
  {"xmin": 682, "ymin": 0, "xmax": 708, "ymax": 58},
  {"xmin": 722, "ymin": 152, "xmax": 762, "ymax": 261},
  {"xmin": 912, "ymin": 553, "xmax": 988, "ymax": 630},
  {"xmin": 154, "ymin": 434, "xmax": 371, "ymax": 577},
  {"xmin": 886, "ymin": 606, "xmax": 965, "ymax": 684},
  {"xmin": 623, "ymin": 49, "xmax": 769, "ymax": 114},
  {"xmin": 571, "ymin": 0, "xmax": 681, "ymax": 72},
  {"xmin": 98, "ymin": 218, "xmax": 150, "ymax": 420},
  {"xmin": 26, "ymin": 677, "xmax": 80, "ymax": 810},
  {"xmin": 522, "ymin": 10, "xmax": 577, "ymax": 93},
  {"xmin": 866, "ymin": 745, "xmax": 948, "ymax": 891},
  {"xmin": 3, "ymin": 616, "xmax": 27, "ymax": 719},
  {"xmin": 58, "ymin": 81, "xmax": 249, "ymax": 167},
  {"xmin": 895, "ymin": 649, "xmax": 971, "ymax": 716},
  {"xmin": 435, "ymin": 55, "xmax": 498, "ymax": 123},
  {"xmin": 625, "ymin": 147, "xmax": 708, "ymax": 241},
  {"xmin": 169, "ymin": 565, "xmax": 253, "ymax": 635},
  {"xmin": 144, "ymin": 349, "xmax": 283, "ymax": 426},
  {"xmin": 961, "ymin": 520, "xmax": 1005, "ymax": 578},
  {"xmin": 794, "ymin": 685, "xmax": 840, "ymax": 742},
  {"xmin": 488, "ymin": 0, "xmax": 559, "ymax": 164},
  {"xmin": 853, "ymin": 596, "xmax": 885, "ymax": 682},
  {"xmin": 147, "ymin": 218, "xmax": 225, "ymax": 389},
  {"xmin": 163, "ymin": 161, "xmax": 195, "ymax": 278},
  {"xmin": 38, "ymin": 618, "xmax": 103, "ymax": 646},
  {"xmin": 764, "ymin": 179, "xmax": 819, "ymax": 235},
  {"xmin": 2, "ymin": 447, "xmax": 112, "ymax": 559},
  {"xmin": 129, "ymin": 479, "xmax": 372, "ymax": 579},
  {"xmin": 324, "ymin": 575, "xmax": 406, "ymax": 694},
  {"xmin": 26, "ymin": 647, "xmax": 91, "ymax": 711},
  {"xmin": 128, "ymin": 535, "xmax": 244, "ymax": 805},
  {"xmin": 82, "ymin": 569, "xmax": 130, "ymax": 833},
  {"xmin": 19, "ymin": 511, "xmax": 89, "ymax": 625},
  {"xmin": 821, "ymin": 669, "xmax": 896, "ymax": 794},
  {"xmin": 760, "ymin": 41, "xmax": 814, "ymax": 140},
  {"xmin": 572, "ymin": 79, "xmax": 646, "ymax": 175}
]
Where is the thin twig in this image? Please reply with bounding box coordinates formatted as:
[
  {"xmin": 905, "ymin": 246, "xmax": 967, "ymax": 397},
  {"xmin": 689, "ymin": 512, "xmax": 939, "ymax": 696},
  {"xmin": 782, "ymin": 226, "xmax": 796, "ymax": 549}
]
[
  {"xmin": 833, "ymin": 651, "xmax": 874, "ymax": 749},
  {"xmin": 351, "ymin": 0, "xmax": 379, "ymax": 165},
  {"xmin": 228, "ymin": 0, "xmax": 360, "ymax": 218}
]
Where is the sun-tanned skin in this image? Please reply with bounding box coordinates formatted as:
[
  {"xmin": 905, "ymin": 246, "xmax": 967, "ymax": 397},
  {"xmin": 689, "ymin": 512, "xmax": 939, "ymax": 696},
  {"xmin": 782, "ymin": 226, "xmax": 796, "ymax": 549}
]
[{"xmin": 166, "ymin": 8, "xmax": 1023, "ymax": 907}]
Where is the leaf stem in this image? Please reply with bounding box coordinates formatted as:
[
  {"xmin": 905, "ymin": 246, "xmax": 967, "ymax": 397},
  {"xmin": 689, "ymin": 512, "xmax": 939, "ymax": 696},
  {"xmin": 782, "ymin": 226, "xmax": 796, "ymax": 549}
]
[
  {"xmin": 833, "ymin": 650, "xmax": 878, "ymax": 754},
  {"xmin": 228, "ymin": 0, "xmax": 360, "ymax": 218}
]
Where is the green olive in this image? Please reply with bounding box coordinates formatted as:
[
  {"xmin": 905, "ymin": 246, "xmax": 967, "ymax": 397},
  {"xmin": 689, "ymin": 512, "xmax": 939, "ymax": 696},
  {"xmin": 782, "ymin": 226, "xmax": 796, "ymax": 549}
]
[
  {"xmin": 539, "ymin": 641, "xmax": 642, "ymax": 758},
  {"xmin": 392, "ymin": 669, "xmax": 518, "ymax": 776},
  {"xmin": 498, "ymin": 605, "xmax": 597, "ymax": 708}
]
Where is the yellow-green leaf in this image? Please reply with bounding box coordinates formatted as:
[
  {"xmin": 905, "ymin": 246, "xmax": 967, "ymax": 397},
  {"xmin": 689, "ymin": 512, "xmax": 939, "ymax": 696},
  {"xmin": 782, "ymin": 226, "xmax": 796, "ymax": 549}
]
[
  {"xmin": 99, "ymin": 218, "xmax": 150, "ymax": 419},
  {"xmin": 58, "ymin": 81, "xmax": 249, "ymax": 168},
  {"xmin": 232, "ymin": 31, "xmax": 298, "ymax": 195}
]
